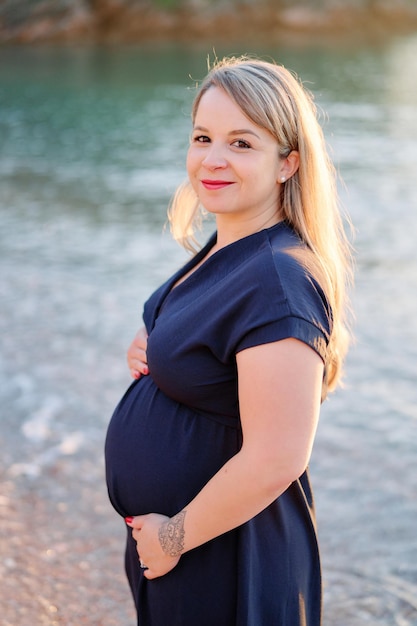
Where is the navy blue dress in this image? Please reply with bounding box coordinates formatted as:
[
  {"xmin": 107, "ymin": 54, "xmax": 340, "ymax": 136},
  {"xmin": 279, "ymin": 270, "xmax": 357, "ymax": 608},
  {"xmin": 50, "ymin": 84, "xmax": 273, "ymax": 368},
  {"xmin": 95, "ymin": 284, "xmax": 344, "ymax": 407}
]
[{"xmin": 105, "ymin": 222, "xmax": 332, "ymax": 626}]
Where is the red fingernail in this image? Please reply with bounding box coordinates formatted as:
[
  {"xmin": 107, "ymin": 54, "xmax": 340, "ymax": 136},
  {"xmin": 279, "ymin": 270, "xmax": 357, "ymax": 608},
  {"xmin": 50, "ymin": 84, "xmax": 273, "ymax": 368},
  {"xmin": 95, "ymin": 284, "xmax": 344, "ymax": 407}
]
[
  {"xmin": 133, "ymin": 372, "xmax": 140, "ymax": 380},
  {"xmin": 125, "ymin": 516, "xmax": 134, "ymax": 524},
  {"xmin": 143, "ymin": 366, "xmax": 149, "ymax": 375}
]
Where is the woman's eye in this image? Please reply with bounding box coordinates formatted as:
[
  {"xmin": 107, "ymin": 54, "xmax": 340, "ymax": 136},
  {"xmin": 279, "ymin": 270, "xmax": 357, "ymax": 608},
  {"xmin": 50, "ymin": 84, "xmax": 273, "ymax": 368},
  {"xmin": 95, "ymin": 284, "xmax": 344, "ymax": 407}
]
[
  {"xmin": 193, "ymin": 135, "xmax": 210, "ymax": 143},
  {"xmin": 232, "ymin": 139, "xmax": 251, "ymax": 149}
]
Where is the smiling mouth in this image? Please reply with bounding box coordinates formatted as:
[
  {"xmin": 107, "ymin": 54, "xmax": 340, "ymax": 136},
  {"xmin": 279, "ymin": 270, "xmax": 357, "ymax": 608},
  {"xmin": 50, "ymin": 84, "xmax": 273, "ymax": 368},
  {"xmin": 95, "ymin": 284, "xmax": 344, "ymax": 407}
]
[{"xmin": 201, "ymin": 180, "xmax": 234, "ymax": 190}]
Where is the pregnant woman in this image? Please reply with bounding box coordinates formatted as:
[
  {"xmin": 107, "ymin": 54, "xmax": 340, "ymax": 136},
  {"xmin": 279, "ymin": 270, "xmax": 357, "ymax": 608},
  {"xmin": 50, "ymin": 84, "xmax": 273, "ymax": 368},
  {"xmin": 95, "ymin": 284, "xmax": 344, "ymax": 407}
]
[{"xmin": 105, "ymin": 55, "xmax": 352, "ymax": 625}]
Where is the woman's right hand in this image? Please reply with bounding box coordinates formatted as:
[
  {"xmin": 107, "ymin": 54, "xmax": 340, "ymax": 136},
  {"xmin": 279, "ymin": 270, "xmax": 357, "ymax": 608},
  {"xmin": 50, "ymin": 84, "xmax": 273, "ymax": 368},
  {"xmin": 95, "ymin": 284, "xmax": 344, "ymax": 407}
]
[{"xmin": 127, "ymin": 326, "xmax": 149, "ymax": 379}]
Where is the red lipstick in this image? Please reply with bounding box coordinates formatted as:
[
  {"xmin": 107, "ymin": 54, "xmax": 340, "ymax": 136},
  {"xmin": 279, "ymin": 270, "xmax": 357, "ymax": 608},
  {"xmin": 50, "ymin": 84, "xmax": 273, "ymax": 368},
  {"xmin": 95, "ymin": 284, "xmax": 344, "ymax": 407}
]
[{"xmin": 201, "ymin": 180, "xmax": 233, "ymax": 190}]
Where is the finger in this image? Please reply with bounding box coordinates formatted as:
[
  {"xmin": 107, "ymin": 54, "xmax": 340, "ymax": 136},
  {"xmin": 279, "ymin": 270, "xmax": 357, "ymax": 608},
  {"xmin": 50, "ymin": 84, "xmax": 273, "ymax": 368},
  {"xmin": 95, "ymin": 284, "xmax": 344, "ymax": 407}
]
[
  {"xmin": 129, "ymin": 364, "xmax": 149, "ymax": 379},
  {"xmin": 131, "ymin": 368, "xmax": 148, "ymax": 379},
  {"xmin": 131, "ymin": 347, "xmax": 147, "ymax": 361},
  {"xmin": 128, "ymin": 357, "xmax": 149, "ymax": 373},
  {"xmin": 125, "ymin": 515, "xmax": 145, "ymax": 530},
  {"xmin": 127, "ymin": 355, "xmax": 147, "ymax": 369}
]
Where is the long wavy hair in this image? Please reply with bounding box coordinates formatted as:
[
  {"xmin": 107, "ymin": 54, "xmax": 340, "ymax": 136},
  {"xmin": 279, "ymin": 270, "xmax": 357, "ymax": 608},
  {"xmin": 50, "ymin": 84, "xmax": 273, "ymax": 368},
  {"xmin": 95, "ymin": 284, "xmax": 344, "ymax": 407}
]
[{"xmin": 168, "ymin": 56, "xmax": 353, "ymax": 392}]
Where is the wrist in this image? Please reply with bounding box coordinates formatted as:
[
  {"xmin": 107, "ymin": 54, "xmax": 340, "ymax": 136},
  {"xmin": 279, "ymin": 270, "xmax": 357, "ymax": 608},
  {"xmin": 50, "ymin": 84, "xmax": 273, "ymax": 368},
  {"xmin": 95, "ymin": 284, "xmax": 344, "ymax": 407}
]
[{"xmin": 158, "ymin": 510, "xmax": 186, "ymax": 557}]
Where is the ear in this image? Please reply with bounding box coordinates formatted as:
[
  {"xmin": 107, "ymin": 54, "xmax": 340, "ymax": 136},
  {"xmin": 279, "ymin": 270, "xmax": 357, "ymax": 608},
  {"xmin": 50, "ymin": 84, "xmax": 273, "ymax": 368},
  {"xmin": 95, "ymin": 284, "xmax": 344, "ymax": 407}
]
[{"xmin": 278, "ymin": 150, "xmax": 299, "ymax": 183}]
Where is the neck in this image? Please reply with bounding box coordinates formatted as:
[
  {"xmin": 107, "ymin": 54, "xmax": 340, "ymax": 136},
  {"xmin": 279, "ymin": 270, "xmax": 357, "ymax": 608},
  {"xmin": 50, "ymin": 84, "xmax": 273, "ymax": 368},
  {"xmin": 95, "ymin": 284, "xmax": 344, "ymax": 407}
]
[{"xmin": 215, "ymin": 212, "xmax": 282, "ymax": 249}]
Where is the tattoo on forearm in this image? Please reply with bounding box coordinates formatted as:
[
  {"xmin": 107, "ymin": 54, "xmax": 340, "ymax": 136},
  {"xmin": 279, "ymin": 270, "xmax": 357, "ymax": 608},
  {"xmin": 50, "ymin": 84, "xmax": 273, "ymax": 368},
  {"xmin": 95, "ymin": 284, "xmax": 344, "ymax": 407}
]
[{"xmin": 159, "ymin": 510, "xmax": 186, "ymax": 557}]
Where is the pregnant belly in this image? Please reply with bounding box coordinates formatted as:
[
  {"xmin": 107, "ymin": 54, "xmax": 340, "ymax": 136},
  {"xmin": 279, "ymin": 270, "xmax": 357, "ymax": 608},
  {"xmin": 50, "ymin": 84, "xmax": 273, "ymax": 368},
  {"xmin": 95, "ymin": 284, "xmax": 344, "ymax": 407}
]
[{"xmin": 105, "ymin": 377, "xmax": 240, "ymax": 518}]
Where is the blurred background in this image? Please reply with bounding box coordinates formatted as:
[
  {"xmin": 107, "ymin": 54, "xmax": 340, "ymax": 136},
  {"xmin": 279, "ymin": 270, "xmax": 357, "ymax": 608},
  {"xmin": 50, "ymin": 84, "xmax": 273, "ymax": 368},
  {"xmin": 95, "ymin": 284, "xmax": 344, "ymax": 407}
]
[{"xmin": 1, "ymin": 1, "xmax": 417, "ymax": 624}]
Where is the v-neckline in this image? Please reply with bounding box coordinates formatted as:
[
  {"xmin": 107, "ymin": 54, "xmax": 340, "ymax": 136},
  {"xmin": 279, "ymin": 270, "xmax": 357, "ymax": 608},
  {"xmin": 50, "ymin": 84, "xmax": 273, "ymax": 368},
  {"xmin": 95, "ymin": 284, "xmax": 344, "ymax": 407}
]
[
  {"xmin": 169, "ymin": 236, "xmax": 219, "ymax": 293},
  {"xmin": 166, "ymin": 221, "xmax": 287, "ymax": 298},
  {"xmin": 147, "ymin": 221, "xmax": 288, "ymax": 330}
]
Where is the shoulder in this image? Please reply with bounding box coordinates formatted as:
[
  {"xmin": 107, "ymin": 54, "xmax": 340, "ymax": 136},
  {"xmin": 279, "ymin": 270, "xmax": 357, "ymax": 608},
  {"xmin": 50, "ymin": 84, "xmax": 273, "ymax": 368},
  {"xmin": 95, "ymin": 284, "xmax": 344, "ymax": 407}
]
[
  {"xmin": 233, "ymin": 224, "xmax": 333, "ymax": 360},
  {"xmin": 269, "ymin": 228, "xmax": 330, "ymax": 320},
  {"xmin": 242, "ymin": 223, "xmax": 329, "ymax": 314}
]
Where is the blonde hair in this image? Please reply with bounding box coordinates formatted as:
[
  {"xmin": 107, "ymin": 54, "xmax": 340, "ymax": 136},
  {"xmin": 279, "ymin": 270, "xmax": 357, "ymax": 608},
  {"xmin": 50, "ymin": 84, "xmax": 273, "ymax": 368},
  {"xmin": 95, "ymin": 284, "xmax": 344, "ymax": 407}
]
[{"xmin": 168, "ymin": 56, "xmax": 353, "ymax": 392}]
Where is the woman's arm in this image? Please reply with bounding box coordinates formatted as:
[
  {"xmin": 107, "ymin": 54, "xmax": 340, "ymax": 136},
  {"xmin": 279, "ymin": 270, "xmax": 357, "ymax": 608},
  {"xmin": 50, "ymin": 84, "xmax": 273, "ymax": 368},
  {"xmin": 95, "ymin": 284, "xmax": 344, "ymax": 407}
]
[{"xmin": 129, "ymin": 337, "xmax": 324, "ymax": 578}]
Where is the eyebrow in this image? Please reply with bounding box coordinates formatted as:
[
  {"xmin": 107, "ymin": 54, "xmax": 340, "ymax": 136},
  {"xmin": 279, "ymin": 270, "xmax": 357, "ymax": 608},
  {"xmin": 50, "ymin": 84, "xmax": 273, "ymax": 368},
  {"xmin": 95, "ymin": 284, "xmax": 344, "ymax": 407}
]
[{"xmin": 193, "ymin": 125, "xmax": 261, "ymax": 139}]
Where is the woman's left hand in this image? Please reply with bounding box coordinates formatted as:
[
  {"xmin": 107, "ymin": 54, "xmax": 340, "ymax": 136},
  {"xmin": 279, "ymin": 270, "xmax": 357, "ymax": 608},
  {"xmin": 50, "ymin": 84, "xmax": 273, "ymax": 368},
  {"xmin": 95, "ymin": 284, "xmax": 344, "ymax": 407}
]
[
  {"xmin": 127, "ymin": 326, "xmax": 149, "ymax": 379},
  {"xmin": 125, "ymin": 514, "xmax": 181, "ymax": 579}
]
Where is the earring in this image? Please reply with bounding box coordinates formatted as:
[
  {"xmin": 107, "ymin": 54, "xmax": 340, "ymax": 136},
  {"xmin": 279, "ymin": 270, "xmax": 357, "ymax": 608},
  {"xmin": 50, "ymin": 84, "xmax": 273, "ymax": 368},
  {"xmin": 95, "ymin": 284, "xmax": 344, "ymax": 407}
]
[{"xmin": 280, "ymin": 176, "xmax": 286, "ymax": 183}]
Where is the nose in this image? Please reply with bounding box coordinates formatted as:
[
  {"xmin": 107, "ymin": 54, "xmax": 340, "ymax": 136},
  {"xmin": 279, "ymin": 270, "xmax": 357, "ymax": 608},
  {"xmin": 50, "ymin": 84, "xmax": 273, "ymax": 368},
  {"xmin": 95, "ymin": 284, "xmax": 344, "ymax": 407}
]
[{"xmin": 202, "ymin": 143, "xmax": 227, "ymax": 170}]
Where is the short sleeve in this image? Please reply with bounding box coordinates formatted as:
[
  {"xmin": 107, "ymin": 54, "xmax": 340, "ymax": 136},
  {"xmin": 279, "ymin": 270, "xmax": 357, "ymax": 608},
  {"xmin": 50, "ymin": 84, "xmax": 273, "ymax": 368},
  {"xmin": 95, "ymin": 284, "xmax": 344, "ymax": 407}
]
[{"xmin": 234, "ymin": 248, "xmax": 332, "ymax": 364}]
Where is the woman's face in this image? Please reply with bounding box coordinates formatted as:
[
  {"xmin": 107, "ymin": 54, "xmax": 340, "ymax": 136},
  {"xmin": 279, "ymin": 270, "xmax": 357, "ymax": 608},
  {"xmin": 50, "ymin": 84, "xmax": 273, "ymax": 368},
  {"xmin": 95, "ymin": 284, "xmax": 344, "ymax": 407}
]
[{"xmin": 187, "ymin": 86, "xmax": 283, "ymax": 226}]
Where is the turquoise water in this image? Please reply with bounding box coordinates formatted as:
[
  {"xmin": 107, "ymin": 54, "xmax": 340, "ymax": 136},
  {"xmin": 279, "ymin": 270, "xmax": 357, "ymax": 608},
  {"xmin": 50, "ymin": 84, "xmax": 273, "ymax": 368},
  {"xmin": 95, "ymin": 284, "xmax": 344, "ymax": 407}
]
[{"xmin": 1, "ymin": 38, "xmax": 417, "ymax": 624}]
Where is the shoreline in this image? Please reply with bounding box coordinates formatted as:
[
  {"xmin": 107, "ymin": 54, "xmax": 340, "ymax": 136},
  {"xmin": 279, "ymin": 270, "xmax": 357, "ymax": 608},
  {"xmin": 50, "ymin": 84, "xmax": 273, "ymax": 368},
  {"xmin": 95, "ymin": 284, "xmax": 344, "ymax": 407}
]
[{"xmin": 1, "ymin": 3, "xmax": 417, "ymax": 46}]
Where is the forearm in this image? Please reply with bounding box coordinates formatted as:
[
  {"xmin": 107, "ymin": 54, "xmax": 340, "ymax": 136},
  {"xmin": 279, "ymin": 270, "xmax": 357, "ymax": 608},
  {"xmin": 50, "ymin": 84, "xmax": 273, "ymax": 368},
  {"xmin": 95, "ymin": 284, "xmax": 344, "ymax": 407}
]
[{"xmin": 159, "ymin": 448, "xmax": 294, "ymax": 556}]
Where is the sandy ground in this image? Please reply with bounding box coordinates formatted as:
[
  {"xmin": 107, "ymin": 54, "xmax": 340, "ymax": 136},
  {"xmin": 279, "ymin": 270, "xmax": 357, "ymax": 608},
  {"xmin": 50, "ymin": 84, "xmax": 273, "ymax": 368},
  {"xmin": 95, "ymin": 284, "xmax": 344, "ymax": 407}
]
[{"xmin": 0, "ymin": 373, "xmax": 137, "ymax": 625}]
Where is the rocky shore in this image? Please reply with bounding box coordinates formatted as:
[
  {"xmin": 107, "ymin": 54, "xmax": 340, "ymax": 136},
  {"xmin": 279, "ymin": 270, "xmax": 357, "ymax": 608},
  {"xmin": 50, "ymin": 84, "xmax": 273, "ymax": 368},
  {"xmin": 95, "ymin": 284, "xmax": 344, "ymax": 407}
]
[{"xmin": 1, "ymin": 0, "xmax": 417, "ymax": 45}]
